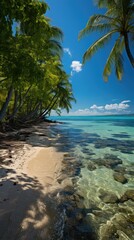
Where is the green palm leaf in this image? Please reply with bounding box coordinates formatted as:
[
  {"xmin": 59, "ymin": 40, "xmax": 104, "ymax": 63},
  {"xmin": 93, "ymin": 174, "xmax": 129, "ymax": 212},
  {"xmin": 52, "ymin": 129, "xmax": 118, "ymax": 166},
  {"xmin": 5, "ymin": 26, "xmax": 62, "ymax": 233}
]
[
  {"xmin": 83, "ymin": 30, "xmax": 117, "ymax": 63},
  {"xmin": 79, "ymin": 14, "xmax": 114, "ymax": 39},
  {"xmin": 115, "ymin": 53, "xmax": 124, "ymax": 80},
  {"xmin": 95, "ymin": 0, "xmax": 116, "ymax": 9},
  {"xmin": 103, "ymin": 37, "xmax": 124, "ymax": 81}
]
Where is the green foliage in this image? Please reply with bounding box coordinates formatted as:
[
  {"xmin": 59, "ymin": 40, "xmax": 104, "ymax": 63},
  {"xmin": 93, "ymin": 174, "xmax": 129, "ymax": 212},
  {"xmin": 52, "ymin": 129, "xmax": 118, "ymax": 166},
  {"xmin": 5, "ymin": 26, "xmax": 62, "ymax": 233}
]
[{"xmin": 0, "ymin": 0, "xmax": 75, "ymax": 123}]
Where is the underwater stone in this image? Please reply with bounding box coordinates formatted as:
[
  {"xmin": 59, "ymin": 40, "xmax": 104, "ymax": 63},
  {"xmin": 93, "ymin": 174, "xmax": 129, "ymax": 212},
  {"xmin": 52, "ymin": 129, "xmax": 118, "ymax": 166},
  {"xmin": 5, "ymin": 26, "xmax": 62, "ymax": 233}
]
[
  {"xmin": 87, "ymin": 162, "xmax": 96, "ymax": 171},
  {"xmin": 99, "ymin": 222, "xmax": 116, "ymax": 240},
  {"xmin": 112, "ymin": 213, "xmax": 134, "ymax": 239},
  {"xmin": 99, "ymin": 189, "xmax": 119, "ymax": 204},
  {"xmin": 113, "ymin": 165, "xmax": 126, "ymax": 174},
  {"xmin": 120, "ymin": 190, "xmax": 134, "ymax": 202},
  {"xmin": 128, "ymin": 214, "xmax": 134, "ymax": 223},
  {"xmin": 117, "ymin": 230, "xmax": 132, "ymax": 240},
  {"xmin": 113, "ymin": 172, "xmax": 128, "ymax": 184},
  {"xmin": 93, "ymin": 156, "xmax": 122, "ymax": 168}
]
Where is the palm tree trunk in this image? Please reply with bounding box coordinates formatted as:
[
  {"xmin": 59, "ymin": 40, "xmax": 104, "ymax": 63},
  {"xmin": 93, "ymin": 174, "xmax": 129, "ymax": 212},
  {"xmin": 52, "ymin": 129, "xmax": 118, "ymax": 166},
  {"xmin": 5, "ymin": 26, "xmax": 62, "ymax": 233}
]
[
  {"xmin": 9, "ymin": 90, "xmax": 19, "ymax": 120},
  {"xmin": 23, "ymin": 102, "xmax": 41, "ymax": 121},
  {"xmin": 8, "ymin": 85, "xmax": 32, "ymax": 120},
  {"xmin": 124, "ymin": 33, "xmax": 134, "ymax": 67},
  {"xmin": 0, "ymin": 85, "xmax": 14, "ymax": 121},
  {"xmin": 40, "ymin": 94, "xmax": 58, "ymax": 117},
  {"xmin": 39, "ymin": 94, "xmax": 56, "ymax": 117},
  {"xmin": 43, "ymin": 95, "xmax": 59, "ymax": 117}
]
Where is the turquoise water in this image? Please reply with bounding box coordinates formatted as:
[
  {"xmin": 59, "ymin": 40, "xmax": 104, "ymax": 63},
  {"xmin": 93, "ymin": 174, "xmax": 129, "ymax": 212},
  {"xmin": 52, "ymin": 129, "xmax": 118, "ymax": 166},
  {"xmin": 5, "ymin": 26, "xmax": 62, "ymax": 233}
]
[{"xmin": 48, "ymin": 115, "xmax": 134, "ymax": 238}]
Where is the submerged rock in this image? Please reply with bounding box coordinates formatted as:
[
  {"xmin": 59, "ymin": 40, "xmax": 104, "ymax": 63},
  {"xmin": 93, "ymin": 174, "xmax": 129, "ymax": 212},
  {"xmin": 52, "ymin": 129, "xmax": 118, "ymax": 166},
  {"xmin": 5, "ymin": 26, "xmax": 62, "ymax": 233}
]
[
  {"xmin": 99, "ymin": 189, "xmax": 119, "ymax": 204},
  {"xmin": 99, "ymin": 213, "xmax": 134, "ymax": 240},
  {"xmin": 113, "ymin": 165, "xmax": 126, "ymax": 174},
  {"xmin": 87, "ymin": 162, "xmax": 96, "ymax": 171},
  {"xmin": 120, "ymin": 190, "xmax": 134, "ymax": 202},
  {"xmin": 113, "ymin": 213, "xmax": 134, "ymax": 239},
  {"xmin": 99, "ymin": 222, "xmax": 117, "ymax": 240},
  {"xmin": 128, "ymin": 214, "xmax": 134, "ymax": 223},
  {"xmin": 93, "ymin": 154, "xmax": 122, "ymax": 169},
  {"xmin": 113, "ymin": 172, "xmax": 128, "ymax": 184},
  {"xmin": 117, "ymin": 230, "xmax": 132, "ymax": 240},
  {"xmin": 94, "ymin": 138, "xmax": 134, "ymax": 154}
]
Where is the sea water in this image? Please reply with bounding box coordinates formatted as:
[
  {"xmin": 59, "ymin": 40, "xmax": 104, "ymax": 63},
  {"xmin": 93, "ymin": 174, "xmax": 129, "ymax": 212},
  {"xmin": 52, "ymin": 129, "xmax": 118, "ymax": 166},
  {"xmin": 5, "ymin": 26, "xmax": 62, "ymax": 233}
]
[{"xmin": 48, "ymin": 115, "xmax": 134, "ymax": 239}]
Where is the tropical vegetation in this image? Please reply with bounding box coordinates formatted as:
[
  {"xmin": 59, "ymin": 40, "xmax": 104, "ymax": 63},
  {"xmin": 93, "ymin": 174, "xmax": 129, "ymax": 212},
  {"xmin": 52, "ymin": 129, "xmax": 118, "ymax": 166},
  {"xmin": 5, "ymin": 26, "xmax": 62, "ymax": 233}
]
[
  {"xmin": 79, "ymin": 0, "xmax": 134, "ymax": 81},
  {"xmin": 0, "ymin": 0, "xmax": 75, "ymax": 128}
]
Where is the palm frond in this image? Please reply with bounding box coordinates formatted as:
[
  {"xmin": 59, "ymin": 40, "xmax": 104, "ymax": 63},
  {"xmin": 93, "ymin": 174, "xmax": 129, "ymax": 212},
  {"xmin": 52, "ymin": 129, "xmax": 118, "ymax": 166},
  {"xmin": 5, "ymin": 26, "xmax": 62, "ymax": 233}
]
[
  {"xmin": 105, "ymin": 8, "xmax": 119, "ymax": 19},
  {"xmin": 78, "ymin": 14, "xmax": 114, "ymax": 39},
  {"xmin": 115, "ymin": 52, "xmax": 124, "ymax": 80},
  {"xmin": 79, "ymin": 23, "xmax": 111, "ymax": 38},
  {"xmin": 94, "ymin": 14, "xmax": 115, "ymax": 22},
  {"xmin": 103, "ymin": 37, "xmax": 124, "ymax": 81},
  {"xmin": 49, "ymin": 39, "xmax": 63, "ymax": 56},
  {"xmin": 80, "ymin": 0, "xmax": 134, "ymax": 79},
  {"xmin": 95, "ymin": 0, "xmax": 116, "ymax": 9},
  {"xmin": 121, "ymin": 0, "xmax": 134, "ymax": 15},
  {"xmin": 79, "ymin": 15, "xmax": 99, "ymax": 39},
  {"xmin": 51, "ymin": 27, "xmax": 63, "ymax": 41},
  {"xmin": 83, "ymin": 30, "xmax": 116, "ymax": 63}
]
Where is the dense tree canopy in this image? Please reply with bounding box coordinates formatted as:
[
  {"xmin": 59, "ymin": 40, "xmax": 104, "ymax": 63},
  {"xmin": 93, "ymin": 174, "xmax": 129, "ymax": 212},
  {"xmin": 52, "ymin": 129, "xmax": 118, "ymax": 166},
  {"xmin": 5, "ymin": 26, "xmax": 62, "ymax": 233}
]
[
  {"xmin": 79, "ymin": 0, "xmax": 134, "ymax": 81},
  {"xmin": 0, "ymin": 0, "xmax": 75, "ymax": 125}
]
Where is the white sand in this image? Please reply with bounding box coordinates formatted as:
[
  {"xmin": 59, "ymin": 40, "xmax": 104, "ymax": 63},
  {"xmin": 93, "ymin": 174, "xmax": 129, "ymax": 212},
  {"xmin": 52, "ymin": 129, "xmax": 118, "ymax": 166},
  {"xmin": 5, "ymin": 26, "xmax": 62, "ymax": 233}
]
[{"xmin": 0, "ymin": 123, "xmax": 65, "ymax": 240}]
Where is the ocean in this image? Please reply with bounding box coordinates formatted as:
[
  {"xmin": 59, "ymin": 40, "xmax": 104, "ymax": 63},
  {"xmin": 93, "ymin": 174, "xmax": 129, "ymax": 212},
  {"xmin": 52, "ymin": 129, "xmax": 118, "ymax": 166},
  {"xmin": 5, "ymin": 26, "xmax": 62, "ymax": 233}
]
[{"xmin": 48, "ymin": 115, "xmax": 134, "ymax": 239}]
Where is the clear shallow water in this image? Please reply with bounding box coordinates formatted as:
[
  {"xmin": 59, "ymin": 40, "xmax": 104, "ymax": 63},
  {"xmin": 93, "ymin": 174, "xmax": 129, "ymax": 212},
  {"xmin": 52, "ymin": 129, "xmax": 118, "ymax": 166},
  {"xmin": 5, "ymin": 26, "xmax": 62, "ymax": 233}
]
[{"xmin": 48, "ymin": 115, "xmax": 134, "ymax": 239}]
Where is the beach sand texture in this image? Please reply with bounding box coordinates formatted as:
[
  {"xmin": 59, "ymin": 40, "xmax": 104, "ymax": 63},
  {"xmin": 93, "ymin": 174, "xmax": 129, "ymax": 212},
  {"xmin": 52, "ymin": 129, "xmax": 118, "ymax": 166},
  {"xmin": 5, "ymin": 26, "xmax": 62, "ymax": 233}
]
[{"xmin": 0, "ymin": 123, "xmax": 65, "ymax": 240}]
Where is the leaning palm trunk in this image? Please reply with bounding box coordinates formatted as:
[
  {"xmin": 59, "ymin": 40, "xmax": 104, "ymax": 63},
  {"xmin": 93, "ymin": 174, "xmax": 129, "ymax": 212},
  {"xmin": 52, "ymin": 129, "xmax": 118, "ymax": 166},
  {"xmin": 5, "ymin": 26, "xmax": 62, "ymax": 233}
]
[
  {"xmin": 7, "ymin": 90, "xmax": 19, "ymax": 122},
  {"xmin": 0, "ymin": 85, "xmax": 14, "ymax": 122},
  {"xmin": 124, "ymin": 32, "xmax": 134, "ymax": 68},
  {"xmin": 7, "ymin": 85, "xmax": 32, "ymax": 121},
  {"xmin": 39, "ymin": 93, "xmax": 59, "ymax": 118},
  {"xmin": 22, "ymin": 102, "xmax": 41, "ymax": 122},
  {"xmin": 44, "ymin": 96, "xmax": 59, "ymax": 117}
]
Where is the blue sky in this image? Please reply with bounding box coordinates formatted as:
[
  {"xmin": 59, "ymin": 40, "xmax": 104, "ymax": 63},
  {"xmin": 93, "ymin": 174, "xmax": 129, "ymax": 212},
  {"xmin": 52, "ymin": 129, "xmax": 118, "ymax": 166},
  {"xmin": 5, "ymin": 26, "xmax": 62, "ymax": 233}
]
[{"xmin": 46, "ymin": 0, "xmax": 134, "ymax": 115}]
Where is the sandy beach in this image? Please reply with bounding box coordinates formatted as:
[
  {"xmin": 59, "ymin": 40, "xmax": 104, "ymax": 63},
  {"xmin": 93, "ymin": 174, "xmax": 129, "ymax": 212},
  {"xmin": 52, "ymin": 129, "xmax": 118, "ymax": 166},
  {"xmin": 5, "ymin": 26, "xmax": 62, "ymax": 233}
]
[
  {"xmin": 1, "ymin": 118, "xmax": 133, "ymax": 240},
  {"xmin": 0, "ymin": 122, "xmax": 67, "ymax": 240}
]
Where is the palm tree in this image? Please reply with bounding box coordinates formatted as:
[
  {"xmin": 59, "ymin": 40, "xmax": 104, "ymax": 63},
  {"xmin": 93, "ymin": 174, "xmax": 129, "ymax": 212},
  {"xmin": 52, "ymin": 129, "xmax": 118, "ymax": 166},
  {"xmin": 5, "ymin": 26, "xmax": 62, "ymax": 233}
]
[
  {"xmin": 79, "ymin": 0, "xmax": 134, "ymax": 81},
  {"xmin": 42, "ymin": 73, "xmax": 76, "ymax": 117}
]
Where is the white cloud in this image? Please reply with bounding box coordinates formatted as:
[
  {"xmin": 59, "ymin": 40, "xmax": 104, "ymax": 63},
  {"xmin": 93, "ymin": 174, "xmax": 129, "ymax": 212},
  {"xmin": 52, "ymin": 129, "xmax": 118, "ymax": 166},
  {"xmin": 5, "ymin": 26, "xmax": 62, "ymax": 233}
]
[
  {"xmin": 67, "ymin": 100, "xmax": 130, "ymax": 116},
  {"xmin": 63, "ymin": 48, "xmax": 72, "ymax": 56},
  {"xmin": 90, "ymin": 104, "xmax": 104, "ymax": 110},
  {"xmin": 105, "ymin": 101, "xmax": 130, "ymax": 111},
  {"xmin": 90, "ymin": 100, "xmax": 130, "ymax": 112},
  {"xmin": 70, "ymin": 61, "xmax": 82, "ymax": 74},
  {"xmin": 121, "ymin": 100, "xmax": 131, "ymax": 104},
  {"xmin": 51, "ymin": 100, "xmax": 131, "ymax": 116}
]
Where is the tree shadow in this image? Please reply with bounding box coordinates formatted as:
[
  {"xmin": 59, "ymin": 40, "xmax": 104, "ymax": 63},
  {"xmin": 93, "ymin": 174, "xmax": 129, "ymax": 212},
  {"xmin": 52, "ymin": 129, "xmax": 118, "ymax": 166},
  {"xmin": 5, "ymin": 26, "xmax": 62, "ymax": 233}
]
[
  {"xmin": 0, "ymin": 167, "xmax": 97, "ymax": 240},
  {"xmin": 0, "ymin": 122, "xmax": 97, "ymax": 240}
]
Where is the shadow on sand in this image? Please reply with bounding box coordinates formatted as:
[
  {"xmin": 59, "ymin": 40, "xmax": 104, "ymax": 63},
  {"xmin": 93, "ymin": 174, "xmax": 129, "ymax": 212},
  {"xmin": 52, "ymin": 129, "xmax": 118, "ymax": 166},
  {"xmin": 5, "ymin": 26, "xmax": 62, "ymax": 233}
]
[{"xmin": 0, "ymin": 122, "xmax": 97, "ymax": 240}]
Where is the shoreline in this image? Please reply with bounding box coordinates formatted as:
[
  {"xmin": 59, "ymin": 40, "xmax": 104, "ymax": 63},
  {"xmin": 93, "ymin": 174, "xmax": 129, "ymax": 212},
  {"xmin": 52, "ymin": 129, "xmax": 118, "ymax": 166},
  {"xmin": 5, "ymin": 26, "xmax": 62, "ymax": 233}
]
[
  {"xmin": 0, "ymin": 121, "xmax": 88, "ymax": 240},
  {"xmin": 1, "ymin": 118, "xmax": 133, "ymax": 239}
]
